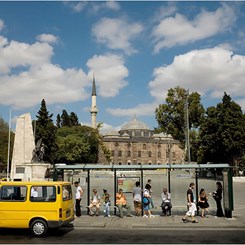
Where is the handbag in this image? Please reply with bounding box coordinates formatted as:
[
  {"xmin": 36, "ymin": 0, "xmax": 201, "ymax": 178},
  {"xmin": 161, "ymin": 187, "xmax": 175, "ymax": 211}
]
[{"xmin": 142, "ymin": 196, "xmax": 150, "ymax": 206}]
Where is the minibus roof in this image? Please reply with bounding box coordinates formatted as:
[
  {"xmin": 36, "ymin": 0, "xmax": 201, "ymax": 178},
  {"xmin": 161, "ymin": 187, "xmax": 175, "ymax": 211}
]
[{"xmin": 0, "ymin": 181, "xmax": 71, "ymax": 185}]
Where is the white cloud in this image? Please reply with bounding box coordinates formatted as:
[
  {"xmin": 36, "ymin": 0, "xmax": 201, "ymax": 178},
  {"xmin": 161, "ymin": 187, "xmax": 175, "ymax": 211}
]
[
  {"xmin": 92, "ymin": 17, "xmax": 143, "ymax": 55},
  {"xmin": 149, "ymin": 47, "xmax": 245, "ymax": 103},
  {"xmin": 0, "ymin": 64, "xmax": 90, "ymax": 109},
  {"xmin": 0, "ymin": 40, "xmax": 53, "ymax": 74},
  {"xmin": 0, "ymin": 36, "xmax": 8, "ymax": 48},
  {"xmin": 86, "ymin": 54, "xmax": 128, "ymax": 97},
  {"xmin": 0, "ymin": 19, "xmax": 4, "ymax": 31},
  {"xmin": 64, "ymin": 1, "xmax": 87, "ymax": 13},
  {"xmin": 153, "ymin": 3, "xmax": 177, "ymax": 22},
  {"xmin": 0, "ymin": 37, "xmax": 92, "ymax": 109},
  {"xmin": 91, "ymin": 1, "xmax": 120, "ymax": 13},
  {"xmin": 105, "ymin": 1, "xmax": 120, "ymax": 11},
  {"xmin": 64, "ymin": 1, "xmax": 119, "ymax": 13},
  {"xmin": 152, "ymin": 3, "xmax": 236, "ymax": 52},
  {"xmin": 106, "ymin": 102, "xmax": 158, "ymax": 117},
  {"xmin": 36, "ymin": 33, "xmax": 58, "ymax": 44}
]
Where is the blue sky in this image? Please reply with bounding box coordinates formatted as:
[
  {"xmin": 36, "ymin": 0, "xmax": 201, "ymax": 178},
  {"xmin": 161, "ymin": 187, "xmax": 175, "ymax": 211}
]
[{"xmin": 0, "ymin": 1, "xmax": 245, "ymax": 132}]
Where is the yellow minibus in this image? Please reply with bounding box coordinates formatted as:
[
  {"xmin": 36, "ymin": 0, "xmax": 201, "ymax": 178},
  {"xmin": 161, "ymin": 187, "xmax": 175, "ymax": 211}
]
[{"xmin": 0, "ymin": 181, "xmax": 74, "ymax": 236}]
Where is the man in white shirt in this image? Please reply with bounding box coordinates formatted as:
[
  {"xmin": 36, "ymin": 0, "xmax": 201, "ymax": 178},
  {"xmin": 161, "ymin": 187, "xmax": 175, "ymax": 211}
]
[
  {"xmin": 89, "ymin": 189, "xmax": 100, "ymax": 216},
  {"xmin": 161, "ymin": 188, "xmax": 172, "ymax": 216},
  {"xmin": 74, "ymin": 181, "xmax": 83, "ymax": 217},
  {"xmin": 31, "ymin": 186, "xmax": 38, "ymax": 197}
]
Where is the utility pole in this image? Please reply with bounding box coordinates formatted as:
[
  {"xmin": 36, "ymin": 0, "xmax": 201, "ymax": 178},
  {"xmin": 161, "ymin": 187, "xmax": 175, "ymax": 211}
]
[
  {"xmin": 7, "ymin": 108, "xmax": 11, "ymax": 181},
  {"xmin": 185, "ymin": 90, "xmax": 191, "ymax": 164}
]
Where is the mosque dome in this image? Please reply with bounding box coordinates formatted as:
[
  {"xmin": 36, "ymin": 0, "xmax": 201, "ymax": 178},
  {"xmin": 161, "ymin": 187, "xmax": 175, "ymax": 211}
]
[
  {"xmin": 120, "ymin": 118, "xmax": 150, "ymax": 131},
  {"xmin": 103, "ymin": 129, "xmax": 120, "ymax": 138},
  {"xmin": 119, "ymin": 118, "xmax": 153, "ymax": 137}
]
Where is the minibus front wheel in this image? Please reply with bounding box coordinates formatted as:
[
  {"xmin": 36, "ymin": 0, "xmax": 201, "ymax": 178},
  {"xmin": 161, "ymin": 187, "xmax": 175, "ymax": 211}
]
[{"xmin": 30, "ymin": 219, "xmax": 48, "ymax": 237}]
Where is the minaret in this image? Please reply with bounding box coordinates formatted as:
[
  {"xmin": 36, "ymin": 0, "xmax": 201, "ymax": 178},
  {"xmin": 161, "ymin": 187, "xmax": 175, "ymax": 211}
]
[{"xmin": 90, "ymin": 74, "xmax": 98, "ymax": 129}]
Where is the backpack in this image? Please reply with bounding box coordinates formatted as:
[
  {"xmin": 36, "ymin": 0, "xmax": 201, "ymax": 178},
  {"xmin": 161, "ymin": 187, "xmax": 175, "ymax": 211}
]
[{"xmin": 142, "ymin": 196, "xmax": 150, "ymax": 206}]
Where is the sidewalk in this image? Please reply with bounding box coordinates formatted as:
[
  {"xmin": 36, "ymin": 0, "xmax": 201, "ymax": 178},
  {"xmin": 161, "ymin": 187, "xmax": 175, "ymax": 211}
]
[{"xmin": 73, "ymin": 213, "xmax": 245, "ymax": 230}]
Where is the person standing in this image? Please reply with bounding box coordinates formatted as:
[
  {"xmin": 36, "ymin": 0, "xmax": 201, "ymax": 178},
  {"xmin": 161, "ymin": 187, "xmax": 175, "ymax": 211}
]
[
  {"xmin": 147, "ymin": 179, "xmax": 156, "ymax": 209},
  {"xmin": 74, "ymin": 181, "xmax": 83, "ymax": 217},
  {"xmin": 197, "ymin": 188, "xmax": 210, "ymax": 218},
  {"xmin": 132, "ymin": 181, "xmax": 142, "ymax": 216},
  {"xmin": 212, "ymin": 181, "xmax": 224, "ymax": 217},
  {"xmin": 142, "ymin": 184, "xmax": 154, "ymax": 218},
  {"xmin": 182, "ymin": 182, "xmax": 198, "ymax": 223}
]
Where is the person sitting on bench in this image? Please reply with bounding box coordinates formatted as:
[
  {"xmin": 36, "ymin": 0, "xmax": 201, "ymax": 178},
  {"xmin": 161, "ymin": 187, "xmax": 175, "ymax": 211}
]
[
  {"xmin": 89, "ymin": 189, "xmax": 100, "ymax": 216},
  {"xmin": 161, "ymin": 188, "xmax": 172, "ymax": 216},
  {"xmin": 116, "ymin": 189, "xmax": 133, "ymax": 218}
]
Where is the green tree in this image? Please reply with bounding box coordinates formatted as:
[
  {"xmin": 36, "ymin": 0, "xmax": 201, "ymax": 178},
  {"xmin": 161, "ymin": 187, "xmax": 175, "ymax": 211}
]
[
  {"xmin": 56, "ymin": 114, "xmax": 61, "ymax": 128},
  {"xmin": 56, "ymin": 134, "xmax": 90, "ymax": 163},
  {"xmin": 61, "ymin": 110, "xmax": 71, "ymax": 127},
  {"xmin": 70, "ymin": 112, "xmax": 80, "ymax": 126},
  {"xmin": 55, "ymin": 125, "xmax": 99, "ymax": 163},
  {"xmin": 96, "ymin": 123, "xmax": 111, "ymax": 163},
  {"xmin": 238, "ymin": 154, "xmax": 245, "ymax": 175},
  {"xmin": 199, "ymin": 93, "xmax": 245, "ymax": 167},
  {"xmin": 155, "ymin": 86, "xmax": 205, "ymax": 161},
  {"xmin": 35, "ymin": 99, "xmax": 57, "ymax": 163},
  {"xmin": 0, "ymin": 118, "xmax": 14, "ymax": 169}
]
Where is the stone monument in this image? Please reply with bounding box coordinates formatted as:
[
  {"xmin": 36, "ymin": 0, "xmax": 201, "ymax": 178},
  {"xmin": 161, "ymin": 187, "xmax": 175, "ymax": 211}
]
[{"xmin": 10, "ymin": 113, "xmax": 51, "ymax": 181}]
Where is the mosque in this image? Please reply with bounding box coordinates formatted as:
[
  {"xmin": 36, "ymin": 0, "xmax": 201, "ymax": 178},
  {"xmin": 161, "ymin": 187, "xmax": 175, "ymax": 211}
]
[{"xmin": 90, "ymin": 77, "xmax": 184, "ymax": 165}]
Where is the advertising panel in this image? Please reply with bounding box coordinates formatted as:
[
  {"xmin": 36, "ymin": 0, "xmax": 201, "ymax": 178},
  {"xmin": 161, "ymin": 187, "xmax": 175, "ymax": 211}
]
[{"xmin": 117, "ymin": 177, "xmax": 140, "ymax": 193}]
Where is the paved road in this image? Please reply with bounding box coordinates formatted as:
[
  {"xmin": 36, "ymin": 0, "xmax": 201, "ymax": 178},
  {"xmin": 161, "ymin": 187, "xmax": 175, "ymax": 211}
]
[{"xmin": 1, "ymin": 227, "xmax": 245, "ymax": 244}]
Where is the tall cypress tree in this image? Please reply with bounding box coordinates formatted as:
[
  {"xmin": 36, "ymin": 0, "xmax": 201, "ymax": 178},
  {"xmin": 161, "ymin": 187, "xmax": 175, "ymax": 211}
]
[
  {"xmin": 0, "ymin": 118, "xmax": 14, "ymax": 167},
  {"xmin": 56, "ymin": 114, "xmax": 61, "ymax": 128},
  {"xmin": 70, "ymin": 112, "xmax": 79, "ymax": 126},
  {"xmin": 35, "ymin": 99, "xmax": 57, "ymax": 163},
  {"xmin": 61, "ymin": 110, "xmax": 71, "ymax": 127}
]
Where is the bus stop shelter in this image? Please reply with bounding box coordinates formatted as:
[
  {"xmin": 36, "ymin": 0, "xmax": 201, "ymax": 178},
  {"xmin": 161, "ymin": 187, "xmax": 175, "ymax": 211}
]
[{"xmin": 54, "ymin": 163, "xmax": 233, "ymax": 218}]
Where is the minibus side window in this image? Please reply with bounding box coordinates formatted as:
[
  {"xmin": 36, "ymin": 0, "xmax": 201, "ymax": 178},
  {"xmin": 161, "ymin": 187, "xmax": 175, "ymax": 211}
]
[
  {"xmin": 0, "ymin": 186, "xmax": 27, "ymax": 201},
  {"xmin": 30, "ymin": 186, "xmax": 56, "ymax": 202},
  {"xmin": 62, "ymin": 185, "xmax": 72, "ymax": 201}
]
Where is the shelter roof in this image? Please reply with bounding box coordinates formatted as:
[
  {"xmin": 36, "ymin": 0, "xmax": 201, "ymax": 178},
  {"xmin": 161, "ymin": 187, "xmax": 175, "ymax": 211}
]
[{"xmin": 55, "ymin": 163, "xmax": 231, "ymax": 170}]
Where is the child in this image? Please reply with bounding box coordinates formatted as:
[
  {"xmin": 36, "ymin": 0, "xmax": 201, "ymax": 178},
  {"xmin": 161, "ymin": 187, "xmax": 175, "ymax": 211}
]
[{"xmin": 102, "ymin": 189, "xmax": 111, "ymax": 217}]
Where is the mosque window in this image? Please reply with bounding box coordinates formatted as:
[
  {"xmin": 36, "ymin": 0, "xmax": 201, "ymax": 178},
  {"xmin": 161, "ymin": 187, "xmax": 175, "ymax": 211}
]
[
  {"xmin": 115, "ymin": 143, "xmax": 119, "ymax": 147},
  {"xmin": 148, "ymin": 151, "xmax": 152, "ymax": 157},
  {"xmin": 127, "ymin": 143, "xmax": 131, "ymax": 148},
  {"xmin": 172, "ymin": 152, "xmax": 176, "ymax": 159},
  {"xmin": 118, "ymin": 150, "xmax": 122, "ymax": 157},
  {"xmin": 158, "ymin": 151, "xmax": 161, "ymax": 158},
  {"xmin": 127, "ymin": 151, "xmax": 131, "ymax": 157},
  {"xmin": 143, "ymin": 144, "xmax": 146, "ymax": 150},
  {"xmin": 138, "ymin": 151, "xmax": 141, "ymax": 157},
  {"xmin": 111, "ymin": 150, "xmax": 114, "ymax": 157}
]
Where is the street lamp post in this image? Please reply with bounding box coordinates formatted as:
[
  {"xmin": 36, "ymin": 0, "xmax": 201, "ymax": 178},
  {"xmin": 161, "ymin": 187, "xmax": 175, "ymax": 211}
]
[
  {"xmin": 7, "ymin": 108, "xmax": 12, "ymax": 181},
  {"xmin": 185, "ymin": 90, "xmax": 191, "ymax": 164}
]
